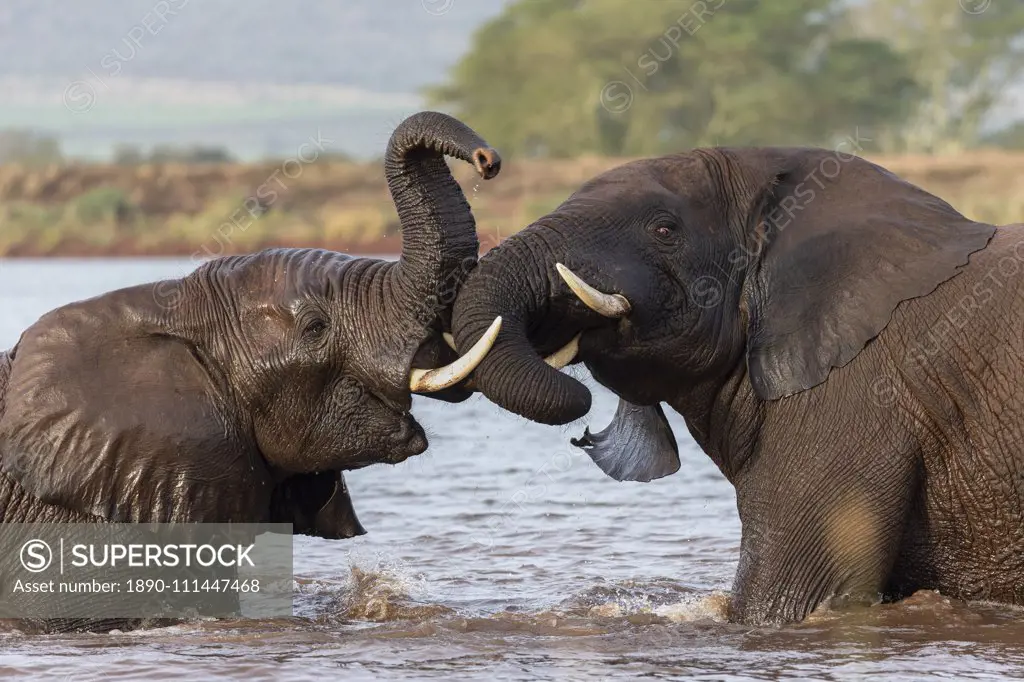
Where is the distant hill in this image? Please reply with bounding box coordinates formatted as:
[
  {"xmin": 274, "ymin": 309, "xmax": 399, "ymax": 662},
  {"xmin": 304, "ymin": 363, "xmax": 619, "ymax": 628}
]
[
  {"xmin": 0, "ymin": 0, "xmax": 509, "ymax": 91},
  {"xmin": 0, "ymin": 0, "xmax": 511, "ymax": 159}
]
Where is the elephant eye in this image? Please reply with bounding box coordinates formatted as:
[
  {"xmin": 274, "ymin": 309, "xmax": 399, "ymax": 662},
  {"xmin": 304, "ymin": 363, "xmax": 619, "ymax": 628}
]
[
  {"xmin": 650, "ymin": 222, "xmax": 677, "ymax": 241},
  {"xmin": 302, "ymin": 317, "xmax": 329, "ymax": 341}
]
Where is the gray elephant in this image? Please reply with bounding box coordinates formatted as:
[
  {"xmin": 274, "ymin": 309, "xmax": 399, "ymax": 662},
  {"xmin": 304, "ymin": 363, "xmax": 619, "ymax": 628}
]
[
  {"xmin": 450, "ymin": 145, "xmax": 1024, "ymax": 624},
  {"xmin": 0, "ymin": 111, "xmax": 501, "ymax": 564}
]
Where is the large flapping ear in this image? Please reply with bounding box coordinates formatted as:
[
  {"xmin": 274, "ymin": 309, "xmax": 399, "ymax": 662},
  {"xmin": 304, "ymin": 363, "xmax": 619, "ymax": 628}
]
[
  {"xmin": 0, "ymin": 283, "xmax": 276, "ymax": 523},
  {"xmin": 570, "ymin": 398, "xmax": 680, "ymax": 483},
  {"xmin": 569, "ymin": 395, "xmax": 679, "ymax": 481},
  {"xmin": 734, "ymin": 148, "xmax": 996, "ymax": 400}
]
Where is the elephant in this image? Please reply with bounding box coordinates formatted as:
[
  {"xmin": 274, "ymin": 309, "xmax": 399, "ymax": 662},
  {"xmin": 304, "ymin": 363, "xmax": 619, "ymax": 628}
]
[
  {"xmin": 449, "ymin": 145, "xmax": 1024, "ymax": 625},
  {"xmin": 0, "ymin": 111, "xmax": 503, "ymax": 631}
]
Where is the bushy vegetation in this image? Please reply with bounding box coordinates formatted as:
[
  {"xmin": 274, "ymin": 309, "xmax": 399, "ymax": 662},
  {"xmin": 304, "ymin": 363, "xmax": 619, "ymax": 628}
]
[
  {"xmin": 0, "ymin": 131, "xmax": 63, "ymax": 166},
  {"xmin": 112, "ymin": 144, "xmax": 236, "ymax": 166},
  {"xmin": 429, "ymin": 0, "xmax": 1024, "ymax": 157},
  {"xmin": 0, "ymin": 151, "xmax": 1021, "ymax": 257}
]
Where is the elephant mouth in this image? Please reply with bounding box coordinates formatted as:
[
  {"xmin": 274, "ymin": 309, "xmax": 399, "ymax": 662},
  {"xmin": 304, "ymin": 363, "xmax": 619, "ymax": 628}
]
[
  {"xmin": 344, "ymin": 419, "xmax": 429, "ymax": 471},
  {"xmin": 451, "ymin": 257, "xmax": 638, "ymax": 425},
  {"xmin": 529, "ymin": 263, "xmax": 633, "ymax": 369},
  {"xmin": 407, "ymin": 333, "xmax": 477, "ymax": 403},
  {"xmin": 444, "ymin": 262, "xmax": 634, "ymax": 383}
]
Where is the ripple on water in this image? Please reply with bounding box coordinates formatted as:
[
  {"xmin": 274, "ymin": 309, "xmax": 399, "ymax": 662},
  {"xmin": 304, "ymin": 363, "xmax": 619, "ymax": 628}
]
[{"xmin": 3, "ymin": 261, "xmax": 1024, "ymax": 680}]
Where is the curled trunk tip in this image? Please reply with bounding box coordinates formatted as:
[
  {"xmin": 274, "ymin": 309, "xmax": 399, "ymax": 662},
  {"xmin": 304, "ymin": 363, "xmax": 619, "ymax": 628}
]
[
  {"xmin": 472, "ymin": 147, "xmax": 501, "ymax": 180},
  {"xmin": 385, "ymin": 111, "xmax": 502, "ymax": 183}
]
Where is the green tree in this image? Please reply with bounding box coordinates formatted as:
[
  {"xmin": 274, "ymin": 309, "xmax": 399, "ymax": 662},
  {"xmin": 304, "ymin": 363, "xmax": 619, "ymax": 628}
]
[
  {"xmin": 427, "ymin": 0, "xmax": 920, "ymax": 157},
  {"xmin": 847, "ymin": 0, "xmax": 1024, "ymax": 153}
]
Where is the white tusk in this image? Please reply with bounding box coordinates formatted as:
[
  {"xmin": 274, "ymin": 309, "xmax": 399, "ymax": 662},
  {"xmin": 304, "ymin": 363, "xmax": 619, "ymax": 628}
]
[
  {"xmin": 442, "ymin": 332, "xmax": 457, "ymax": 351},
  {"xmin": 555, "ymin": 263, "xmax": 631, "ymax": 318},
  {"xmin": 410, "ymin": 317, "xmax": 502, "ymax": 393},
  {"xmin": 544, "ymin": 333, "xmax": 579, "ymax": 369}
]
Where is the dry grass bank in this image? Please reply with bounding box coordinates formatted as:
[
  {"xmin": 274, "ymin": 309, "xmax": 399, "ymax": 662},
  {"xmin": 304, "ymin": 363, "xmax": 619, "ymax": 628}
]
[{"xmin": 0, "ymin": 150, "xmax": 1021, "ymax": 257}]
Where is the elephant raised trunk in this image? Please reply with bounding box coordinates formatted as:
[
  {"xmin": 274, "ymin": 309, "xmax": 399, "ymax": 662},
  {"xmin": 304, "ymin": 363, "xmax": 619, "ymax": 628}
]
[
  {"xmin": 384, "ymin": 111, "xmax": 500, "ymax": 332},
  {"xmin": 323, "ymin": 111, "xmax": 504, "ymax": 400}
]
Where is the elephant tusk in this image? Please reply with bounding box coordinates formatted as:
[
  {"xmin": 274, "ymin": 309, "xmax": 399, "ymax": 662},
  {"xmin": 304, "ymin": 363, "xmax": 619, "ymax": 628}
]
[
  {"xmin": 449, "ymin": 329, "xmax": 574, "ymax": 368},
  {"xmin": 410, "ymin": 316, "xmax": 502, "ymax": 393},
  {"xmin": 544, "ymin": 333, "xmax": 580, "ymax": 369},
  {"xmin": 555, "ymin": 263, "xmax": 631, "ymax": 318}
]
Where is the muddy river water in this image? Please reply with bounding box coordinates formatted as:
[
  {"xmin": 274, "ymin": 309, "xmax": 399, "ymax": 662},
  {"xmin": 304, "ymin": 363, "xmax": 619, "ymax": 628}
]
[{"xmin": 0, "ymin": 259, "xmax": 1022, "ymax": 680}]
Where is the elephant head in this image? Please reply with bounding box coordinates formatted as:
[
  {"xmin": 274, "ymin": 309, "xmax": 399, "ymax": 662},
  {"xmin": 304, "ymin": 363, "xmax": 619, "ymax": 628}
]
[
  {"xmin": 0, "ymin": 111, "xmax": 503, "ymax": 536},
  {"xmin": 451, "ymin": 146, "xmax": 994, "ymax": 479}
]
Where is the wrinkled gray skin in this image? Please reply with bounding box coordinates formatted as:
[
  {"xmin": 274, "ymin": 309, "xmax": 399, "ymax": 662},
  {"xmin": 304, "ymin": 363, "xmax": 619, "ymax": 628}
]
[
  {"xmin": 0, "ymin": 111, "xmax": 500, "ymax": 633},
  {"xmin": 452, "ymin": 146, "xmax": 1024, "ymax": 624}
]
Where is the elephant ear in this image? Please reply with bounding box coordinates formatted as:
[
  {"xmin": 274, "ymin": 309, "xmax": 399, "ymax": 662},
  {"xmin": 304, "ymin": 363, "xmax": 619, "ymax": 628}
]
[
  {"xmin": 0, "ymin": 284, "xmax": 276, "ymax": 523},
  {"xmin": 739, "ymin": 148, "xmax": 996, "ymax": 400},
  {"xmin": 570, "ymin": 399, "xmax": 680, "ymax": 482}
]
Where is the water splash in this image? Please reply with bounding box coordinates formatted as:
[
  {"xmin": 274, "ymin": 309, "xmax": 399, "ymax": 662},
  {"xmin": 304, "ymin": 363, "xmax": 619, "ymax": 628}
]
[
  {"xmin": 316, "ymin": 558, "xmax": 454, "ymax": 623},
  {"xmin": 655, "ymin": 591, "xmax": 730, "ymax": 622}
]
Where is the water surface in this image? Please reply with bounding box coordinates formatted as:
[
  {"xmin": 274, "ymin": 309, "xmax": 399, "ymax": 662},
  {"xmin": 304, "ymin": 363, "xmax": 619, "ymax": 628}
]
[{"xmin": 0, "ymin": 259, "xmax": 1021, "ymax": 681}]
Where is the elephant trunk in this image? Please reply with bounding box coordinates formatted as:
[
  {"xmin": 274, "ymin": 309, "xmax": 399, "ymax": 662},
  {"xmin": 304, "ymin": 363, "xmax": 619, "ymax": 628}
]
[
  {"xmin": 451, "ymin": 230, "xmax": 592, "ymax": 425},
  {"xmin": 384, "ymin": 111, "xmax": 500, "ymax": 332}
]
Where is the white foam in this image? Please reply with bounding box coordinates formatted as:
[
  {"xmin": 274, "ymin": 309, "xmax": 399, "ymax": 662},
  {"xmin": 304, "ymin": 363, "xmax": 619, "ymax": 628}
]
[{"xmin": 654, "ymin": 590, "xmax": 730, "ymax": 622}]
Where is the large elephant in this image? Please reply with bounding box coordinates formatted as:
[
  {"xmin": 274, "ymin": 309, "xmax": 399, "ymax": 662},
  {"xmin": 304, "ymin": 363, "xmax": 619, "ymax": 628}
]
[
  {"xmin": 0, "ymin": 111, "xmax": 502, "ymax": 541},
  {"xmin": 450, "ymin": 145, "xmax": 1024, "ymax": 624}
]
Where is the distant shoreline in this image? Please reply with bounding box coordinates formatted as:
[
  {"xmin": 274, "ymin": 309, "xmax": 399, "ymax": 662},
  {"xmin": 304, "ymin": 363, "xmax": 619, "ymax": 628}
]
[
  {"xmin": 1, "ymin": 151, "xmax": 1021, "ymax": 258},
  {"xmin": 0, "ymin": 235, "xmax": 510, "ymax": 259},
  {"xmin": 0, "ymin": 236, "xmax": 410, "ymax": 259}
]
